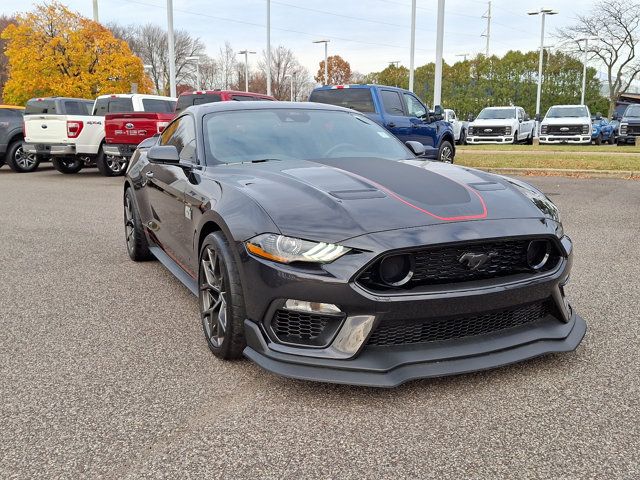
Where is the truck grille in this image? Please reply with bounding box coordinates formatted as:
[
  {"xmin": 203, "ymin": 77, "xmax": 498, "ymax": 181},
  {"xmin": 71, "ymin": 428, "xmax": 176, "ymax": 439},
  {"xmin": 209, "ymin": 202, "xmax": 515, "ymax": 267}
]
[
  {"xmin": 366, "ymin": 300, "xmax": 553, "ymax": 347},
  {"xmin": 626, "ymin": 125, "xmax": 640, "ymax": 135},
  {"xmin": 269, "ymin": 309, "xmax": 344, "ymax": 347},
  {"xmin": 546, "ymin": 125, "xmax": 585, "ymax": 135},
  {"xmin": 356, "ymin": 238, "xmax": 561, "ymax": 292},
  {"xmin": 474, "ymin": 126, "xmax": 507, "ymax": 136}
]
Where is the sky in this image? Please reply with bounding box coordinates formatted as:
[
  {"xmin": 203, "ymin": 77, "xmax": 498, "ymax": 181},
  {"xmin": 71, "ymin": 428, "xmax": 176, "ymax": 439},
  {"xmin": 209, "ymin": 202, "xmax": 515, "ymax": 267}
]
[{"xmin": 4, "ymin": 0, "xmax": 597, "ymax": 76}]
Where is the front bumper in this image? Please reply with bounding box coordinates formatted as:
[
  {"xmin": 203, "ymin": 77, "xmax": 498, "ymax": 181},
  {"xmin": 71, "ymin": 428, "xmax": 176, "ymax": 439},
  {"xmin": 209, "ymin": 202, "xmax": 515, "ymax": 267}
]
[
  {"xmin": 23, "ymin": 143, "xmax": 75, "ymax": 156},
  {"xmin": 539, "ymin": 135, "xmax": 591, "ymax": 144},
  {"xmin": 617, "ymin": 135, "xmax": 638, "ymax": 145},
  {"xmin": 239, "ymin": 220, "xmax": 585, "ymax": 387},
  {"xmin": 103, "ymin": 143, "xmax": 137, "ymax": 158},
  {"xmin": 244, "ymin": 312, "xmax": 586, "ymax": 387},
  {"xmin": 467, "ymin": 136, "xmax": 514, "ymax": 144}
]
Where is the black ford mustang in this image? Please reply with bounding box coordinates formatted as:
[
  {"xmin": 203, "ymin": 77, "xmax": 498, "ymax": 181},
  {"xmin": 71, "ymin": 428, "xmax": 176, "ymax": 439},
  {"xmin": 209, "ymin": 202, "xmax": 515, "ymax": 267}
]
[{"xmin": 123, "ymin": 102, "xmax": 586, "ymax": 387}]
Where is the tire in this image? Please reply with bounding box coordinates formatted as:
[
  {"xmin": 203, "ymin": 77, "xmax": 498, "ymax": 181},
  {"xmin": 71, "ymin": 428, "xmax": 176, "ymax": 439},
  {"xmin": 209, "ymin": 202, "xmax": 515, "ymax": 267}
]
[
  {"xmin": 608, "ymin": 134, "xmax": 616, "ymax": 145},
  {"xmin": 51, "ymin": 157, "xmax": 83, "ymax": 174},
  {"xmin": 438, "ymin": 140, "xmax": 454, "ymax": 163},
  {"xmin": 458, "ymin": 128, "xmax": 467, "ymax": 145},
  {"xmin": 512, "ymin": 131, "xmax": 518, "ymax": 144},
  {"xmin": 124, "ymin": 188, "xmax": 153, "ymax": 262},
  {"xmin": 199, "ymin": 231, "xmax": 246, "ymax": 360},
  {"xmin": 526, "ymin": 131, "xmax": 533, "ymax": 145},
  {"xmin": 595, "ymin": 134, "xmax": 602, "ymax": 146},
  {"xmin": 6, "ymin": 141, "xmax": 40, "ymax": 173},
  {"xmin": 96, "ymin": 145, "xmax": 127, "ymax": 176}
]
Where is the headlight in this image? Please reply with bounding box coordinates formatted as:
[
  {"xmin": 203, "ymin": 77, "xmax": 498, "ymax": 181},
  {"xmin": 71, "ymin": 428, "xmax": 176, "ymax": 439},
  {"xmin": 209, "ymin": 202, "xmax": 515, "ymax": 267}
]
[
  {"xmin": 582, "ymin": 124, "xmax": 590, "ymax": 134},
  {"xmin": 505, "ymin": 126, "xmax": 512, "ymax": 135},
  {"xmin": 540, "ymin": 124, "xmax": 548, "ymax": 134},
  {"xmin": 246, "ymin": 233, "xmax": 350, "ymax": 264},
  {"xmin": 620, "ymin": 123, "xmax": 628, "ymax": 135},
  {"xmin": 468, "ymin": 126, "xmax": 474, "ymax": 135}
]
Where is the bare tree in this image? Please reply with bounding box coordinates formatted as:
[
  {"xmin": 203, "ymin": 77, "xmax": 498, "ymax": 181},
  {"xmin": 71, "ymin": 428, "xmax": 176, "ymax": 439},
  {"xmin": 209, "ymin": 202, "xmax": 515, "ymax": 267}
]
[
  {"xmin": 557, "ymin": 3, "xmax": 640, "ymax": 115},
  {"xmin": 198, "ymin": 55, "xmax": 219, "ymax": 90},
  {"xmin": 258, "ymin": 45, "xmax": 308, "ymax": 100},
  {"xmin": 216, "ymin": 42, "xmax": 237, "ymax": 90}
]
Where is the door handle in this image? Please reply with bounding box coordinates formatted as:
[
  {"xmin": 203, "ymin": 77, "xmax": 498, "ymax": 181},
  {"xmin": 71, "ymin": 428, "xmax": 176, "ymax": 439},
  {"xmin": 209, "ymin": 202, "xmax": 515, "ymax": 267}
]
[
  {"xmin": 387, "ymin": 122, "xmax": 396, "ymax": 128},
  {"xmin": 411, "ymin": 123, "xmax": 419, "ymax": 128},
  {"xmin": 145, "ymin": 171, "xmax": 154, "ymax": 179}
]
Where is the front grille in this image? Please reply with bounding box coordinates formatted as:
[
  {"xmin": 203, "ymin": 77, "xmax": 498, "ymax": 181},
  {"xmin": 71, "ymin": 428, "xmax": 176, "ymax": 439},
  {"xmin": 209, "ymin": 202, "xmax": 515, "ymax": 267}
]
[
  {"xmin": 367, "ymin": 300, "xmax": 553, "ymax": 347},
  {"xmin": 626, "ymin": 125, "xmax": 640, "ymax": 135},
  {"xmin": 270, "ymin": 309, "xmax": 344, "ymax": 347},
  {"xmin": 357, "ymin": 239, "xmax": 560, "ymax": 292},
  {"xmin": 473, "ymin": 126, "xmax": 507, "ymax": 136},
  {"xmin": 546, "ymin": 125, "xmax": 585, "ymax": 135}
]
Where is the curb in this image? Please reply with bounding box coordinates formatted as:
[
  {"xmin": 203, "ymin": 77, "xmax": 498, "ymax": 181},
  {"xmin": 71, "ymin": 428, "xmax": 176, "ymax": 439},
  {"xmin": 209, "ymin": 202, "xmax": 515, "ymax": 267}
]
[{"xmin": 472, "ymin": 167, "xmax": 640, "ymax": 180}]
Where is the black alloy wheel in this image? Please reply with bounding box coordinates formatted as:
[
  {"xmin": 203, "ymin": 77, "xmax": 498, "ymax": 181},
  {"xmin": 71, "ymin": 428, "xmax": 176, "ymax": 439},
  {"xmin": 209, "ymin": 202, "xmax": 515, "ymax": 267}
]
[
  {"xmin": 97, "ymin": 145, "xmax": 127, "ymax": 176},
  {"xmin": 199, "ymin": 232, "xmax": 246, "ymax": 359},
  {"xmin": 124, "ymin": 188, "xmax": 153, "ymax": 261}
]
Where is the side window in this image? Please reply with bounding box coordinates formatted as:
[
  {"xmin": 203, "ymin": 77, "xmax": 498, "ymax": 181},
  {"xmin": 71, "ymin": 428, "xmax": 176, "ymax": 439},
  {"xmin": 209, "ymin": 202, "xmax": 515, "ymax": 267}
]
[
  {"xmin": 160, "ymin": 116, "xmax": 197, "ymax": 163},
  {"xmin": 142, "ymin": 98, "xmax": 174, "ymax": 113},
  {"xmin": 94, "ymin": 98, "xmax": 109, "ymax": 116},
  {"xmin": 517, "ymin": 109, "xmax": 524, "ymax": 121},
  {"xmin": 450, "ymin": 111, "xmax": 456, "ymax": 121},
  {"xmin": 231, "ymin": 95, "xmax": 256, "ymax": 101},
  {"xmin": 64, "ymin": 101, "xmax": 86, "ymax": 115},
  {"xmin": 381, "ymin": 90, "xmax": 404, "ymax": 116},
  {"xmin": 403, "ymin": 93, "xmax": 426, "ymax": 118}
]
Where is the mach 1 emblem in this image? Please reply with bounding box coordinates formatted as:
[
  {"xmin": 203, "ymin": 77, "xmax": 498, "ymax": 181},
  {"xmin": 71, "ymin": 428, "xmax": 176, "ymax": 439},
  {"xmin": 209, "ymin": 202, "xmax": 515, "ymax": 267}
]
[{"xmin": 458, "ymin": 251, "xmax": 497, "ymax": 270}]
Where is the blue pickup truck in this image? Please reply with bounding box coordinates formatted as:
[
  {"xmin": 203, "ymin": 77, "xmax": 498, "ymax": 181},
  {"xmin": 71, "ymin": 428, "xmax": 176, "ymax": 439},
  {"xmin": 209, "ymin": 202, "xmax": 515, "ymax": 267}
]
[{"xmin": 309, "ymin": 85, "xmax": 456, "ymax": 162}]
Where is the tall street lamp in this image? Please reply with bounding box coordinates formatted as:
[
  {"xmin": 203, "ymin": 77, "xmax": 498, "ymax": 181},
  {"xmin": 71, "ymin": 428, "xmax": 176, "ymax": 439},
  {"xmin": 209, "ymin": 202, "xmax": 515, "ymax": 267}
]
[
  {"xmin": 313, "ymin": 40, "xmax": 330, "ymax": 85},
  {"xmin": 237, "ymin": 50, "xmax": 256, "ymax": 92},
  {"xmin": 186, "ymin": 56, "xmax": 201, "ymax": 89},
  {"xmin": 577, "ymin": 37, "xmax": 597, "ymax": 105},
  {"xmin": 285, "ymin": 74, "xmax": 294, "ymax": 101},
  {"xmin": 528, "ymin": 7, "xmax": 558, "ymax": 132},
  {"xmin": 433, "ymin": 0, "xmax": 445, "ymax": 106},
  {"xmin": 266, "ymin": 0, "xmax": 271, "ymax": 96},
  {"xmin": 409, "ymin": 0, "xmax": 416, "ymax": 92},
  {"xmin": 166, "ymin": 0, "xmax": 177, "ymax": 97}
]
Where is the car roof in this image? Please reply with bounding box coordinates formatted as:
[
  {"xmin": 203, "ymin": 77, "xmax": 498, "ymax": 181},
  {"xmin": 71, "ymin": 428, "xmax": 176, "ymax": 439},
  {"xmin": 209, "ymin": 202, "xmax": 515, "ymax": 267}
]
[
  {"xmin": 178, "ymin": 90, "xmax": 273, "ymax": 98},
  {"xmin": 312, "ymin": 84, "xmax": 410, "ymax": 93},
  {"xmin": 187, "ymin": 101, "xmax": 353, "ymax": 117},
  {"xmin": 96, "ymin": 94, "xmax": 177, "ymax": 101}
]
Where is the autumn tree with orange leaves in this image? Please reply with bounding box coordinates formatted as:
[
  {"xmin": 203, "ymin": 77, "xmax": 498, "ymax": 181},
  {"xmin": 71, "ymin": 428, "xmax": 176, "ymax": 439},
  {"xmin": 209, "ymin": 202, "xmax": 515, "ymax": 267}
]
[
  {"xmin": 1, "ymin": 2, "xmax": 151, "ymax": 105},
  {"xmin": 315, "ymin": 55, "xmax": 352, "ymax": 86}
]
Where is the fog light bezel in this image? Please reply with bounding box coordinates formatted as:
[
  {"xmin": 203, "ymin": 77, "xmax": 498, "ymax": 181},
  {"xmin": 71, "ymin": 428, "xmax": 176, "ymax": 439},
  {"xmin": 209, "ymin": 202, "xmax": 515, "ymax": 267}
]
[
  {"xmin": 526, "ymin": 240, "xmax": 551, "ymax": 271},
  {"xmin": 378, "ymin": 253, "xmax": 415, "ymax": 287}
]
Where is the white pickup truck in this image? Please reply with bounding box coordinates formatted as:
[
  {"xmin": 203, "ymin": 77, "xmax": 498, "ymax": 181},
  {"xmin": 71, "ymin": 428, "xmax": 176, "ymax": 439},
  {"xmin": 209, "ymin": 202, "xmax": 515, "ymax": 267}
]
[
  {"xmin": 444, "ymin": 109, "xmax": 469, "ymax": 144},
  {"xmin": 23, "ymin": 93, "xmax": 176, "ymax": 176},
  {"xmin": 539, "ymin": 105, "xmax": 592, "ymax": 145},
  {"xmin": 467, "ymin": 106, "xmax": 534, "ymax": 144}
]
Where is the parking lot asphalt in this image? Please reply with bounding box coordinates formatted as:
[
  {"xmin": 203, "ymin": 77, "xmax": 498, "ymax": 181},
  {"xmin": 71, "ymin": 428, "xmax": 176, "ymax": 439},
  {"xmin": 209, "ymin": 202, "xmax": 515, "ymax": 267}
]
[{"xmin": 1, "ymin": 165, "xmax": 638, "ymax": 479}]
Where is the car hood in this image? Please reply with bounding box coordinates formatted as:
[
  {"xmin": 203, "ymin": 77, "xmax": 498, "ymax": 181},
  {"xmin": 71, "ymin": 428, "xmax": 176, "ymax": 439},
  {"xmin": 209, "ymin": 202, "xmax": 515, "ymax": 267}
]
[
  {"xmin": 542, "ymin": 117, "xmax": 591, "ymax": 125},
  {"xmin": 622, "ymin": 117, "xmax": 640, "ymax": 124},
  {"xmin": 225, "ymin": 157, "xmax": 556, "ymax": 244}
]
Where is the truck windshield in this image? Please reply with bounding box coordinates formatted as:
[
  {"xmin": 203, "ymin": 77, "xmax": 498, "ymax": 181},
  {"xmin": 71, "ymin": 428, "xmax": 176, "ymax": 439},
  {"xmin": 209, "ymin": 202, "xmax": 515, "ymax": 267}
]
[
  {"xmin": 624, "ymin": 105, "xmax": 640, "ymax": 118},
  {"xmin": 477, "ymin": 108, "xmax": 515, "ymax": 119},
  {"xmin": 308, "ymin": 89, "xmax": 376, "ymax": 113},
  {"xmin": 203, "ymin": 109, "xmax": 411, "ymax": 164},
  {"xmin": 546, "ymin": 106, "xmax": 588, "ymax": 118}
]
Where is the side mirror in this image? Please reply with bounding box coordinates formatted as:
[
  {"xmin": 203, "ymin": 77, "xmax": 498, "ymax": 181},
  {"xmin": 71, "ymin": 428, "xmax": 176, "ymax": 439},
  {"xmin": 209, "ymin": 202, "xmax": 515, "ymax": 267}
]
[
  {"xmin": 535, "ymin": 113, "xmax": 542, "ymax": 122},
  {"xmin": 147, "ymin": 145, "xmax": 180, "ymax": 164},
  {"xmin": 405, "ymin": 140, "xmax": 426, "ymax": 157},
  {"xmin": 524, "ymin": 115, "xmax": 530, "ymax": 121},
  {"xmin": 595, "ymin": 113, "xmax": 602, "ymax": 120},
  {"xmin": 467, "ymin": 115, "xmax": 475, "ymax": 122}
]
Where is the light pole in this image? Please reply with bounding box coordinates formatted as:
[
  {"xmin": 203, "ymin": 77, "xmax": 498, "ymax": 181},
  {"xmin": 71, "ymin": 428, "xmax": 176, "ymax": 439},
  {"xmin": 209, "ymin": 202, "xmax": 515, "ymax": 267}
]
[
  {"xmin": 409, "ymin": 0, "xmax": 416, "ymax": 92},
  {"xmin": 266, "ymin": 0, "xmax": 271, "ymax": 96},
  {"xmin": 313, "ymin": 40, "xmax": 330, "ymax": 85},
  {"xmin": 186, "ymin": 56, "xmax": 201, "ymax": 89},
  {"xmin": 433, "ymin": 0, "xmax": 445, "ymax": 106},
  {"xmin": 237, "ymin": 50, "xmax": 256, "ymax": 92},
  {"xmin": 528, "ymin": 7, "xmax": 558, "ymax": 132},
  {"xmin": 166, "ymin": 0, "xmax": 176, "ymax": 98},
  {"xmin": 285, "ymin": 74, "xmax": 294, "ymax": 101},
  {"xmin": 577, "ymin": 37, "xmax": 596, "ymax": 105},
  {"xmin": 92, "ymin": 0, "xmax": 99, "ymax": 22}
]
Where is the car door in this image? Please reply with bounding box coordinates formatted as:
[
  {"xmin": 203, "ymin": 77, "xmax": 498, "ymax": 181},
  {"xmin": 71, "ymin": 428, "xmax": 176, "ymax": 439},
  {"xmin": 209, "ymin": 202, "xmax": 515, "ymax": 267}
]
[
  {"xmin": 143, "ymin": 115, "xmax": 195, "ymax": 273},
  {"xmin": 379, "ymin": 89, "xmax": 411, "ymax": 141},
  {"xmin": 447, "ymin": 110, "xmax": 461, "ymax": 140},
  {"xmin": 402, "ymin": 92, "xmax": 437, "ymax": 153}
]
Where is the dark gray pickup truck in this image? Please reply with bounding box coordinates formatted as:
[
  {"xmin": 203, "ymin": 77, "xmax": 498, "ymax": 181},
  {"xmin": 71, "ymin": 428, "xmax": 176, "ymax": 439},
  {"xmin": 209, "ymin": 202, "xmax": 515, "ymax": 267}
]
[
  {"xmin": 617, "ymin": 104, "xmax": 640, "ymax": 145},
  {"xmin": 0, "ymin": 106, "xmax": 34, "ymax": 172}
]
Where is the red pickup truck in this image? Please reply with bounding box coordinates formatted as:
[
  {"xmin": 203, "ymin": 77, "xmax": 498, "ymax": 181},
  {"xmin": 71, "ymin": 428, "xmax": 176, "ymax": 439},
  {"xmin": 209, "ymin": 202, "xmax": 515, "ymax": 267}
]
[{"xmin": 104, "ymin": 90, "xmax": 274, "ymax": 166}]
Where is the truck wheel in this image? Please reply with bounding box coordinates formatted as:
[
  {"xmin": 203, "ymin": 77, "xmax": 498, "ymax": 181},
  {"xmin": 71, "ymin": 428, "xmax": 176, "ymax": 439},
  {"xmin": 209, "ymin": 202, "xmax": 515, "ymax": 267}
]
[
  {"xmin": 512, "ymin": 131, "xmax": 519, "ymax": 144},
  {"xmin": 52, "ymin": 157, "xmax": 83, "ymax": 174},
  {"xmin": 458, "ymin": 129, "xmax": 467, "ymax": 145},
  {"xmin": 526, "ymin": 132, "xmax": 533, "ymax": 145},
  {"xmin": 124, "ymin": 188, "xmax": 154, "ymax": 261},
  {"xmin": 438, "ymin": 140, "xmax": 454, "ymax": 163},
  {"xmin": 96, "ymin": 146, "xmax": 127, "ymax": 177},
  {"xmin": 595, "ymin": 134, "xmax": 602, "ymax": 146},
  {"xmin": 6, "ymin": 141, "xmax": 39, "ymax": 173},
  {"xmin": 608, "ymin": 134, "xmax": 616, "ymax": 145}
]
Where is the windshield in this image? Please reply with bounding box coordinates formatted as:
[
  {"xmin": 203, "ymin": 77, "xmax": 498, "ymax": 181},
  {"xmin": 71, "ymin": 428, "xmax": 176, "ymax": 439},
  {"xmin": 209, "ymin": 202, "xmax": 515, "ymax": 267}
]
[
  {"xmin": 203, "ymin": 109, "xmax": 412, "ymax": 164},
  {"xmin": 477, "ymin": 108, "xmax": 515, "ymax": 119},
  {"xmin": 624, "ymin": 105, "xmax": 640, "ymax": 118},
  {"xmin": 546, "ymin": 106, "xmax": 588, "ymax": 118}
]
